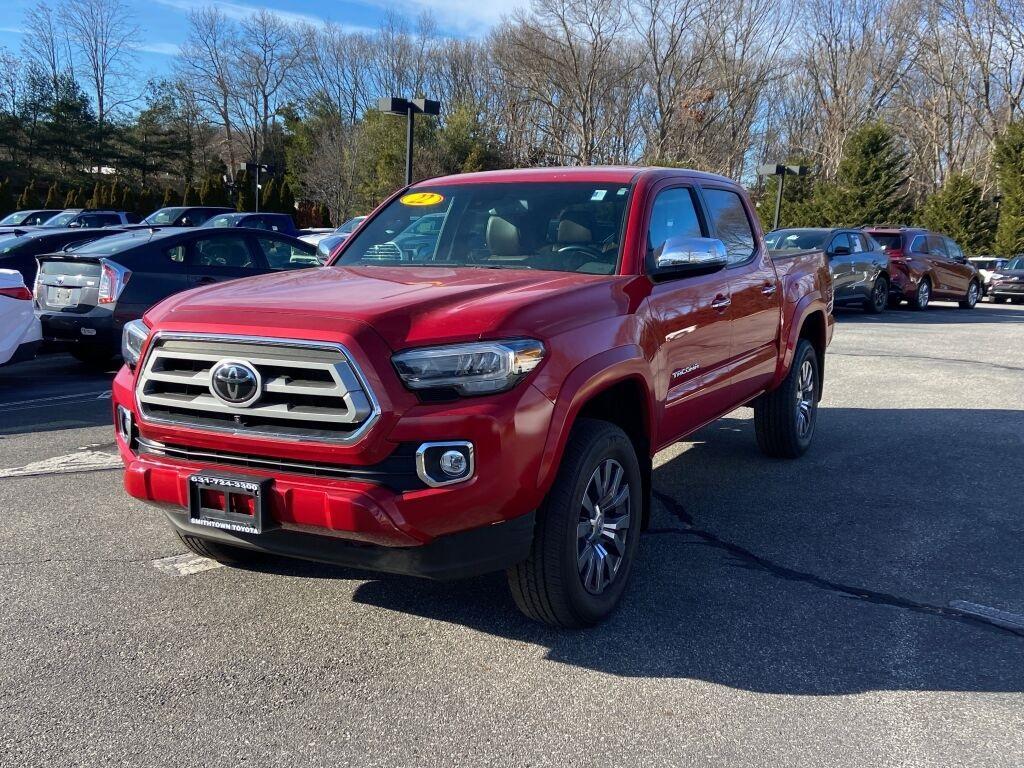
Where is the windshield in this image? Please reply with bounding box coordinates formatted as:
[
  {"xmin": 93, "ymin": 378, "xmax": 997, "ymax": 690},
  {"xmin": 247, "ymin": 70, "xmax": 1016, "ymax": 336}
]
[
  {"xmin": 144, "ymin": 207, "xmax": 186, "ymax": 225},
  {"xmin": 871, "ymin": 233, "xmax": 902, "ymax": 251},
  {"xmin": 765, "ymin": 229, "xmax": 827, "ymax": 250},
  {"xmin": 337, "ymin": 183, "xmax": 631, "ymax": 275},
  {"xmin": 205, "ymin": 214, "xmax": 239, "ymax": 228},
  {"xmin": 1004, "ymin": 257, "xmax": 1024, "ymax": 271},
  {"xmin": 0, "ymin": 211, "xmax": 30, "ymax": 226},
  {"xmin": 70, "ymin": 230, "xmax": 154, "ymax": 255},
  {"xmin": 336, "ymin": 216, "xmax": 365, "ymax": 235},
  {"xmin": 42, "ymin": 211, "xmax": 80, "ymax": 227}
]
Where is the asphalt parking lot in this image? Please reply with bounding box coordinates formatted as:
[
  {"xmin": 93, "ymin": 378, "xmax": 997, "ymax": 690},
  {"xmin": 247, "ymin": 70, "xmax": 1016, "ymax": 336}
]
[{"xmin": 2, "ymin": 301, "xmax": 1023, "ymax": 767}]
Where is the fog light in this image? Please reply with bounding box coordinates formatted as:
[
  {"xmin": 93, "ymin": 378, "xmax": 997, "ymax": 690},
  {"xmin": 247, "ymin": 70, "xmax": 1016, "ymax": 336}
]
[
  {"xmin": 116, "ymin": 405, "xmax": 133, "ymax": 443},
  {"xmin": 416, "ymin": 442, "xmax": 474, "ymax": 487}
]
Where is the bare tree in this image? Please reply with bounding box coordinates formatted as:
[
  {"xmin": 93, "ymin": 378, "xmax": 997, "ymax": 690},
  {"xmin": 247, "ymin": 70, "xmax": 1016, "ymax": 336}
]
[{"xmin": 21, "ymin": 1, "xmax": 72, "ymax": 99}]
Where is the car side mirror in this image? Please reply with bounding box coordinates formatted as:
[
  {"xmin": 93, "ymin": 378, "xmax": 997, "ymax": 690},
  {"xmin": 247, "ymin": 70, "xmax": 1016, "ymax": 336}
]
[
  {"xmin": 831, "ymin": 245, "xmax": 851, "ymax": 256},
  {"xmin": 650, "ymin": 237, "xmax": 729, "ymax": 282}
]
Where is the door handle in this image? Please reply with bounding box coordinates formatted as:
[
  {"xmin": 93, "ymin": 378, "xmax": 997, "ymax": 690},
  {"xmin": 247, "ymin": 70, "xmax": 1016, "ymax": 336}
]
[
  {"xmin": 761, "ymin": 283, "xmax": 777, "ymax": 296},
  {"xmin": 710, "ymin": 295, "xmax": 731, "ymax": 311}
]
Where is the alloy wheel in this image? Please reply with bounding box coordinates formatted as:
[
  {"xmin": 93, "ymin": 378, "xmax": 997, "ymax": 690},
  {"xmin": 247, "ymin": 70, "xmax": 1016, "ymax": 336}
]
[
  {"xmin": 794, "ymin": 359, "xmax": 817, "ymax": 440},
  {"xmin": 577, "ymin": 458, "xmax": 631, "ymax": 595},
  {"xmin": 873, "ymin": 279, "xmax": 887, "ymax": 311},
  {"xmin": 918, "ymin": 281, "xmax": 930, "ymax": 308}
]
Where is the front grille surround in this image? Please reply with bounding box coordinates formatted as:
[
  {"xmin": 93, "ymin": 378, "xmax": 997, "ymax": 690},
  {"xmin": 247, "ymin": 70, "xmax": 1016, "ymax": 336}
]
[{"xmin": 135, "ymin": 332, "xmax": 381, "ymax": 444}]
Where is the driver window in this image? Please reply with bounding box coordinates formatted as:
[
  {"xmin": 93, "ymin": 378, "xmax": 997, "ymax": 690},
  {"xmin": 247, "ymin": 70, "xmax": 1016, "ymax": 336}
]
[
  {"xmin": 647, "ymin": 187, "xmax": 703, "ymax": 261},
  {"xmin": 829, "ymin": 233, "xmax": 851, "ymax": 253}
]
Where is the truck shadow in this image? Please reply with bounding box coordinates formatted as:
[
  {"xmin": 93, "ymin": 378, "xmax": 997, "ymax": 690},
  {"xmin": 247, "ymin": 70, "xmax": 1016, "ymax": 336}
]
[{"xmin": 297, "ymin": 405, "xmax": 1024, "ymax": 694}]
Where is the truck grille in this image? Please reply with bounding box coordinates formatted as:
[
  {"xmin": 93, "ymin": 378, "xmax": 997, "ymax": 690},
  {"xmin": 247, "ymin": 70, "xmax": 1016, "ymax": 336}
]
[{"xmin": 136, "ymin": 334, "xmax": 378, "ymax": 443}]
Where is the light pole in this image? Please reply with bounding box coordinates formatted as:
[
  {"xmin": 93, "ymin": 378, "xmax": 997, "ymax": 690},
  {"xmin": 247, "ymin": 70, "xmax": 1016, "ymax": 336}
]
[
  {"xmin": 242, "ymin": 162, "xmax": 273, "ymax": 212},
  {"xmin": 757, "ymin": 163, "xmax": 812, "ymax": 231},
  {"xmin": 377, "ymin": 98, "xmax": 441, "ymax": 186}
]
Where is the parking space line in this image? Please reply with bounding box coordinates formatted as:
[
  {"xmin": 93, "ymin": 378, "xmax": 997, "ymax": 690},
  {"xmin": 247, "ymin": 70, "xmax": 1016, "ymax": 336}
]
[
  {"xmin": 0, "ymin": 390, "xmax": 112, "ymax": 411},
  {"xmin": 948, "ymin": 601, "xmax": 1024, "ymax": 632},
  {"xmin": 0, "ymin": 450, "xmax": 123, "ymax": 479},
  {"xmin": 152, "ymin": 553, "xmax": 224, "ymax": 576}
]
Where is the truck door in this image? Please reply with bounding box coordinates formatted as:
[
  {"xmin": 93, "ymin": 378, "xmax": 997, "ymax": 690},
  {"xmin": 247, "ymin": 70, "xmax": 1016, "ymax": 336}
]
[
  {"xmin": 644, "ymin": 184, "xmax": 735, "ymax": 445},
  {"xmin": 699, "ymin": 185, "xmax": 780, "ymax": 402}
]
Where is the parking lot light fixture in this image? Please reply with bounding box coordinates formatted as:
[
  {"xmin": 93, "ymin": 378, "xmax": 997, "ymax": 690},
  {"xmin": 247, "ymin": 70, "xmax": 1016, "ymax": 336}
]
[
  {"xmin": 758, "ymin": 163, "xmax": 812, "ymax": 230},
  {"xmin": 377, "ymin": 97, "xmax": 441, "ymax": 186},
  {"xmin": 241, "ymin": 162, "xmax": 273, "ymax": 213}
]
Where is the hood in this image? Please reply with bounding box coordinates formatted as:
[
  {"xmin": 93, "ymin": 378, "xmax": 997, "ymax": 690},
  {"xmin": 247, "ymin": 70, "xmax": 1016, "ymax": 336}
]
[
  {"xmin": 994, "ymin": 269, "xmax": 1024, "ymax": 279},
  {"xmin": 146, "ymin": 265, "xmax": 632, "ymax": 350}
]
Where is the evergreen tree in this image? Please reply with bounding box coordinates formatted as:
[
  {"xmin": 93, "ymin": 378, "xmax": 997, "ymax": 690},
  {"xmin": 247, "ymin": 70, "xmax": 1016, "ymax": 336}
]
[
  {"xmin": 199, "ymin": 178, "xmax": 211, "ymax": 205},
  {"xmin": 319, "ymin": 203, "xmax": 332, "ymax": 227},
  {"xmin": 260, "ymin": 177, "xmax": 278, "ymax": 212},
  {"xmin": 137, "ymin": 188, "xmax": 155, "ymax": 216},
  {"xmin": 919, "ymin": 174, "xmax": 997, "ymax": 254},
  {"xmin": 162, "ymin": 187, "xmax": 180, "ymax": 207},
  {"xmin": 64, "ymin": 188, "xmax": 78, "ymax": 208},
  {"xmin": 107, "ymin": 181, "xmax": 120, "ymax": 209},
  {"xmin": 120, "ymin": 186, "xmax": 134, "ymax": 214},
  {"xmin": 278, "ymin": 179, "xmax": 295, "ymax": 217},
  {"xmin": 85, "ymin": 181, "xmax": 100, "ymax": 208},
  {"xmin": 756, "ymin": 160, "xmax": 819, "ymax": 230},
  {"xmin": 235, "ymin": 170, "xmax": 254, "ymax": 212},
  {"xmin": 994, "ymin": 121, "xmax": 1024, "ymax": 257},
  {"xmin": 44, "ymin": 181, "xmax": 60, "ymax": 208},
  {"xmin": 0, "ymin": 178, "xmax": 14, "ymax": 217},
  {"xmin": 17, "ymin": 180, "xmax": 39, "ymax": 210},
  {"xmin": 182, "ymin": 185, "xmax": 196, "ymax": 206},
  {"xmin": 812, "ymin": 123, "xmax": 911, "ymax": 226}
]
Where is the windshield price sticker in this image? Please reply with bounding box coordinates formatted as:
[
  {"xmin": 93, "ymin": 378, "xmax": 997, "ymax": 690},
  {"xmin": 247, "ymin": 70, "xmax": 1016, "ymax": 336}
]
[{"xmin": 400, "ymin": 192, "xmax": 444, "ymax": 206}]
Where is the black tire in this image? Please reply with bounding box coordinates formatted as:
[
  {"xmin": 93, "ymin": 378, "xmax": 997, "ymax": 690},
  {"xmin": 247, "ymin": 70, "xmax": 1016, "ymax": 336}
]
[
  {"xmin": 908, "ymin": 278, "xmax": 931, "ymax": 310},
  {"xmin": 959, "ymin": 280, "xmax": 980, "ymax": 309},
  {"xmin": 993, "ymin": 296, "xmax": 1009, "ymax": 304},
  {"xmin": 864, "ymin": 276, "xmax": 889, "ymax": 313},
  {"xmin": 176, "ymin": 531, "xmax": 265, "ymax": 566},
  {"xmin": 69, "ymin": 345, "xmax": 117, "ymax": 369},
  {"xmin": 887, "ymin": 295, "xmax": 903, "ymax": 309},
  {"xmin": 754, "ymin": 339, "xmax": 819, "ymax": 459},
  {"xmin": 507, "ymin": 418, "xmax": 643, "ymax": 628}
]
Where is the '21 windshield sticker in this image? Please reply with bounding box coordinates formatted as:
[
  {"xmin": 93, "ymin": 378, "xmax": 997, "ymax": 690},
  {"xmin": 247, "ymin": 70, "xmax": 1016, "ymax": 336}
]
[{"xmin": 400, "ymin": 192, "xmax": 444, "ymax": 206}]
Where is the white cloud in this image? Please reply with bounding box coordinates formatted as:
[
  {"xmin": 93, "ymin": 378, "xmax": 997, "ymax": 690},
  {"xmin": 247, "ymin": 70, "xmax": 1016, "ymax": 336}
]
[
  {"xmin": 137, "ymin": 41, "xmax": 180, "ymax": 56},
  {"xmin": 154, "ymin": 0, "xmax": 328, "ymax": 27},
  {"xmin": 357, "ymin": 0, "xmax": 528, "ymax": 33}
]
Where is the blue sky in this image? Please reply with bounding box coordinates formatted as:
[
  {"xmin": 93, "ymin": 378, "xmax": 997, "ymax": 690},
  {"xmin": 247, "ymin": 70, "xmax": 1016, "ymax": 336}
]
[{"xmin": 0, "ymin": 0, "xmax": 529, "ymax": 83}]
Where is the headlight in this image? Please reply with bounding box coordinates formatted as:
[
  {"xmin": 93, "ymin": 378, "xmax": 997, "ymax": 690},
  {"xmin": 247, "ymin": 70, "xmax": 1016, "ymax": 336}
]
[
  {"xmin": 392, "ymin": 339, "xmax": 545, "ymax": 396},
  {"xmin": 121, "ymin": 319, "xmax": 150, "ymax": 368}
]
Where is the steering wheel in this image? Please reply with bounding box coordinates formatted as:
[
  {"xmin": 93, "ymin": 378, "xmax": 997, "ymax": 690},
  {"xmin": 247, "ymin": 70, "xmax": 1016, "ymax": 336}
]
[{"xmin": 555, "ymin": 243, "xmax": 606, "ymax": 270}]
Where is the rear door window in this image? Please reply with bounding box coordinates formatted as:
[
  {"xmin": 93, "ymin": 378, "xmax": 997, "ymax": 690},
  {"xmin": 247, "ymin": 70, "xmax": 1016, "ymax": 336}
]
[
  {"xmin": 910, "ymin": 235, "xmax": 929, "ymax": 254},
  {"xmin": 701, "ymin": 188, "xmax": 756, "ymax": 265},
  {"xmin": 927, "ymin": 235, "xmax": 947, "ymax": 256},
  {"xmin": 192, "ymin": 235, "xmax": 259, "ymax": 269},
  {"xmin": 944, "ymin": 237, "xmax": 964, "ymax": 261}
]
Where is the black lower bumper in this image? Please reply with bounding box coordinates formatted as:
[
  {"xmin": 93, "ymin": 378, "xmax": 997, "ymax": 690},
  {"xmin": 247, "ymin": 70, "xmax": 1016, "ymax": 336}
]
[
  {"xmin": 163, "ymin": 508, "xmax": 537, "ymax": 581},
  {"xmin": 38, "ymin": 312, "xmax": 120, "ymax": 349}
]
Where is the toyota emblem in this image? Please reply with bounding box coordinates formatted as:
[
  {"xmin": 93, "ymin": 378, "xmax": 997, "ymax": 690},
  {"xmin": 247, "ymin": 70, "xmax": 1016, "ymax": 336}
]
[{"xmin": 209, "ymin": 360, "xmax": 261, "ymax": 407}]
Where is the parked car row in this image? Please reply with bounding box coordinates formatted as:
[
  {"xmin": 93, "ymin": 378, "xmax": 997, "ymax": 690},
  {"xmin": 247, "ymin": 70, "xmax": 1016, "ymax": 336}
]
[{"xmin": 765, "ymin": 225, "xmax": 985, "ymax": 312}]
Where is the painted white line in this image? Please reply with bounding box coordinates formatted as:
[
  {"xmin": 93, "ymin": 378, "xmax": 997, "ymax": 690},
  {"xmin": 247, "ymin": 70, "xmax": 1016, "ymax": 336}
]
[
  {"xmin": 0, "ymin": 450, "xmax": 122, "ymax": 479},
  {"xmin": 949, "ymin": 600, "xmax": 1024, "ymax": 631},
  {"xmin": 1, "ymin": 390, "xmax": 111, "ymax": 408},
  {"xmin": 152, "ymin": 553, "xmax": 223, "ymax": 576}
]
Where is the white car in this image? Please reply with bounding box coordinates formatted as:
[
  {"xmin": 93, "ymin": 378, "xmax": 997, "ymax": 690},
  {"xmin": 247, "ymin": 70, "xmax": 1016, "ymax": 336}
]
[
  {"xmin": 0, "ymin": 268, "xmax": 42, "ymax": 367},
  {"xmin": 969, "ymin": 256, "xmax": 1007, "ymax": 296}
]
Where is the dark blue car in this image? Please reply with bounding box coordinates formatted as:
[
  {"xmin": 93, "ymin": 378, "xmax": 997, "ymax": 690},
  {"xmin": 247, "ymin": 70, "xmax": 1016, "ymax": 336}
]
[{"xmin": 202, "ymin": 212, "xmax": 298, "ymax": 236}]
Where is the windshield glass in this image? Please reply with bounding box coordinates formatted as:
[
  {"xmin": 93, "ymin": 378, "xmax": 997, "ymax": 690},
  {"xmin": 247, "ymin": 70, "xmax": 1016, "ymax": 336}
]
[
  {"xmin": 144, "ymin": 207, "xmax": 186, "ymax": 225},
  {"xmin": 42, "ymin": 211, "xmax": 79, "ymax": 227},
  {"xmin": 1004, "ymin": 257, "xmax": 1024, "ymax": 271},
  {"xmin": 871, "ymin": 233, "xmax": 902, "ymax": 251},
  {"xmin": 205, "ymin": 214, "xmax": 239, "ymax": 228},
  {"xmin": 337, "ymin": 183, "xmax": 631, "ymax": 275},
  {"xmin": 0, "ymin": 212, "xmax": 30, "ymax": 226},
  {"xmin": 765, "ymin": 229, "xmax": 827, "ymax": 250},
  {"xmin": 70, "ymin": 230, "xmax": 154, "ymax": 255},
  {"xmin": 336, "ymin": 216, "xmax": 365, "ymax": 235}
]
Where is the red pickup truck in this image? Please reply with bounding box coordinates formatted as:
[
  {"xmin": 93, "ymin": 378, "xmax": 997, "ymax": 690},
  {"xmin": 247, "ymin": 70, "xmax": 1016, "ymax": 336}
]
[{"xmin": 112, "ymin": 167, "xmax": 833, "ymax": 627}]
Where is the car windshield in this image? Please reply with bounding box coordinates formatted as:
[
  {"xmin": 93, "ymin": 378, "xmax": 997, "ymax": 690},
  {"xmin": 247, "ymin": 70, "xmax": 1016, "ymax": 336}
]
[
  {"xmin": 0, "ymin": 234, "xmax": 26, "ymax": 253},
  {"xmin": 42, "ymin": 211, "xmax": 80, "ymax": 227},
  {"xmin": 765, "ymin": 229, "xmax": 827, "ymax": 250},
  {"xmin": 0, "ymin": 211, "xmax": 31, "ymax": 226},
  {"xmin": 144, "ymin": 207, "xmax": 186, "ymax": 225},
  {"xmin": 205, "ymin": 214, "xmax": 240, "ymax": 227},
  {"xmin": 70, "ymin": 230, "xmax": 154, "ymax": 255},
  {"xmin": 336, "ymin": 216, "xmax": 365, "ymax": 235},
  {"xmin": 336, "ymin": 182, "xmax": 631, "ymax": 275},
  {"xmin": 1004, "ymin": 257, "xmax": 1024, "ymax": 271}
]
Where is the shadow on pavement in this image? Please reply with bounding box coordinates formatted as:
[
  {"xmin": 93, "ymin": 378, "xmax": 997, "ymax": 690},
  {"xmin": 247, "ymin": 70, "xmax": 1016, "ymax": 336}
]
[
  {"xmin": 256, "ymin": 406, "xmax": 1024, "ymax": 694},
  {"xmin": 0, "ymin": 353, "xmax": 116, "ymax": 435},
  {"xmin": 835, "ymin": 300, "xmax": 1024, "ymax": 325}
]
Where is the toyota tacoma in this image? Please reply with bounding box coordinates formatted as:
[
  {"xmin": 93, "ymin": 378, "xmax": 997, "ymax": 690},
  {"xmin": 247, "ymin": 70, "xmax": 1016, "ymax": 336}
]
[{"xmin": 112, "ymin": 167, "xmax": 833, "ymax": 627}]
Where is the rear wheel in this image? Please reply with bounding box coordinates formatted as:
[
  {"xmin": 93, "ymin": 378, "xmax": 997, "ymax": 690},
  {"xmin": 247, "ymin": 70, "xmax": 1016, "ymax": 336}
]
[
  {"xmin": 959, "ymin": 280, "xmax": 980, "ymax": 309},
  {"xmin": 909, "ymin": 278, "xmax": 931, "ymax": 310},
  {"xmin": 507, "ymin": 419, "xmax": 642, "ymax": 628},
  {"xmin": 864, "ymin": 276, "xmax": 888, "ymax": 313},
  {"xmin": 176, "ymin": 531, "xmax": 266, "ymax": 566},
  {"xmin": 754, "ymin": 339, "xmax": 819, "ymax": 458}
]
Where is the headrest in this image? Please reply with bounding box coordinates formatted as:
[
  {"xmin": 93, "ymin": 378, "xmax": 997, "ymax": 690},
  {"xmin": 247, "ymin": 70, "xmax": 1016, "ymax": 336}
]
[
  {"xmin": 557, "ymin": 210, "xmax": 594, "ymax": 244},
  {"xmin": 487, "ymin": 215, "xmax": 521, "ymax": 256}
]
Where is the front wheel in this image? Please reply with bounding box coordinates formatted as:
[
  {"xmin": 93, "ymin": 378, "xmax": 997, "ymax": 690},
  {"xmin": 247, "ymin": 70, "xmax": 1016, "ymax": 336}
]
[
  {"xmin": 959, "ymin": 280, "xmax": 980, "ymax": 309},
  {"xmin": 507, "ymin": 419, "xmax": 642, "ymax": 628},
  {"xmin": 864, "ymin": 276, "xmax": 889, "ymax": 313},
  {"xmin": 754, "ymin": 339, "xmax": 819, "ymax": 458},
  {"xmin": 176, "ymin": 531, "xmax": 267, "ymax": 566}
]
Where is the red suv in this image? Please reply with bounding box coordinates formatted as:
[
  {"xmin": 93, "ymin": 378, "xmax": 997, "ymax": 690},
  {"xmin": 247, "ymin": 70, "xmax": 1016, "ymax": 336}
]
[{"xmin": 864, "ymin": 227, "xmax": 980, "ymax": 310}]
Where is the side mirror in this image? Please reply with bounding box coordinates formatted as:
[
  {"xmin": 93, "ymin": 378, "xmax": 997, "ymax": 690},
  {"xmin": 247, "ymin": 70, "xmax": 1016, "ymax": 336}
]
[
  {"xmin": 650, "ymin": 237, "xmax": 729, "ymax": 282},
  {"xmin": 831, "ymin": 245, "xmax": 851, "ymax": 256}
]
